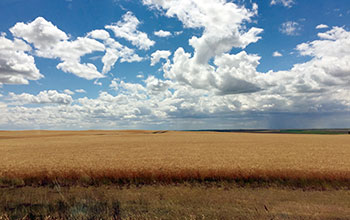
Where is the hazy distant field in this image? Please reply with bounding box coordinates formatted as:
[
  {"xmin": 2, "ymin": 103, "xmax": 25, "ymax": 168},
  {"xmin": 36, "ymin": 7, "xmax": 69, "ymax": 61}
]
[{"xmin": 0, "ymin": 130, "xmax": 349, "ymax": 187}]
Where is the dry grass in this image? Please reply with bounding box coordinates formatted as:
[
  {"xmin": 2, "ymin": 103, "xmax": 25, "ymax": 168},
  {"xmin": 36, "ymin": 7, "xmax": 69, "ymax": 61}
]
[
  {"xmin": 0, "ymin": 130, "xmax": 349, "ymax": 187},
  {"xmin": 1, "ymin": 185, "xmax": 350, "ymax": 219}
]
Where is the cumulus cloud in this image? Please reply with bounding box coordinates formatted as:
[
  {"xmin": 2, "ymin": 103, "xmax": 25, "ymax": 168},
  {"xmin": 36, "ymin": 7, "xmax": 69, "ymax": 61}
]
[
  {"xmin": 280, "ymin": 21, "xmax": 301, "ymax": 36},
  {"xmin": 144, "ymin": 75, "xmax": 170, "ymax": 94},
  {"xmin": 57, "ymin": 61, "xmax": 103, "ymax": 80},
  {"xmin": 174, "ymin": 31, "xmax": 183, "ymax": 36},
  {"xmin": 142, "ymin": 0, "xmax": 264, "ymax": 95},
  {"xmin": 273, "ymin": 51, "xmax": 283, "ymax": 57},
  {"xmin": 109, "ymin": 78, "xmax": 119, "ymax": 90},
  {"xmin": 10, "ymin": 17, "xmax": 69, "ymax": 51},
  {"xmin": 10, "ymin": 17, "xmax": 105, "ymax": 80},
  {"xmin": 1, "ymin": 3, "xmax": 350, "ymax": 130},
  {"xmin": 101, "ymin": 38, "xmax": 143, "ymax": 74},
  {"xmin": 154, "ymin": 30, "xmax": 172, "ymax": 37},
  {"xmin": 162, "ymin": 48, "xmax": 262, "ymax": 95},
  {"xmin": 8, "ymin": 90, "xmax": 73, "ymax": 105},
  {"xmin": 86, "ymin": 29, "xmax": 110, "ymax": 40},
  {"xmin": 93, "ymin": 79, "xmax": 102, "ymax": 86},
  {"xmin": 150, "ymin": 50, "xmax": 171, "ymax": 66},
  {"xmin": 143, "ymin": 0, "xmax": 263, "ymax": 64},
  {"xmin": 105, "ymin": 12, "xmax": 155, "ymax": 50},
  {"xmin": 75, "ymin": 89, "xmax": 86, "ymax": 93},
  {"xmin": 316, "ymin": 24, "xmax": 329, "ymax": 29},
  {"xmin": 9, "ymin": 16, "xmax": 147, "ymax": 79},
  {"xmin": 0, "ymin": 35, "xmax": 43, "ymax": 85},
  {"xmin": 63, "ymin": 89, "xmax": 75, "ymax": 95},
  {"xmin": 259, "ymin": 26, "xmax": 350, "ymax": 110},
  {"xmin": 297, "ymin": 27, "xmax": 350, "ymax": 59},
  {"xmin": 270, "ymin": 0, "xmax": 295, "ymax": 8}
]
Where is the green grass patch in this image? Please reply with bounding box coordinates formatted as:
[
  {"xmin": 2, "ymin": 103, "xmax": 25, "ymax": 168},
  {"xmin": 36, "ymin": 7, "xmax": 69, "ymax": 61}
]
[{"xmin": 279, "ymin": 129, "xmax": 348, "ymax": 134}]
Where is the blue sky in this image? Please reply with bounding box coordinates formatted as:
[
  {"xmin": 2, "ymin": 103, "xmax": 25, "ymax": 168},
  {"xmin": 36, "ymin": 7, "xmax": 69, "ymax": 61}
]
[{"xmin": 0, "ymin": 0, "xmax": 349, "ymax": 130}]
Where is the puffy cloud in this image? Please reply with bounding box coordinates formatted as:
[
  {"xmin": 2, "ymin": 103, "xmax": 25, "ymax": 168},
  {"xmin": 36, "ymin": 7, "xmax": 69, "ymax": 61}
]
[
  {"xmin": 10, "ymin": 17, "xmax": 69, "ymax": 51},
  {"xmin": 105, "ymin": 12, "xmax": 155, "ymax": 50},
  {"xmin": 87, "ymin": 29, "xmax": 110, "ymax": 40},
  {"xmin": 101, "ymin": 38, "xmax": 143, "ymax": 74},
  {"xmin": 163, "ymin": 48, "xmax": 262, "ymax": 95},
  {"xmin": 143, "ymin": 0, "xmax": 264, "ymax": 95},
  {"xmin": 109, "ymin": 78, "xmax": 149, "ymax": 96},
  {"xmin": 297, "ymin": 27, "xmax": 350, "ymax": 59},
  {"xmin": 154, "ymin": 30, "xmax": 172, "ymax": 37},
  {"xmin": 1, "ymin": 5, "xmax": 350, "ymax": 130},
  {"xmin": 8, "ymin": 90, "xmax": 73, "ymax": 105},
  {"xmin": 75, "ymin": 89, "xmax": 86, "ymax": 93},
  {"xmin": 109, "ymin": 78, "xmax": 119, "ymax": 90},
  {"xmin": 10, "ymin": 16, "xmax": 146, "ymax": 79},
  {"xmin": 118, "ymin": 80, "xmax": 147, "ymax": 95},
  {"xmin": 94, "ymin": 80, "xmax": 102, "ymax": 86},
  {"xmin": 0, "ymin": 35, "xmax": 43, "ymax": 85},
  {"xmin": 143, "ymin": 0, "xmax": 263, "ymax": 64},
  {"xmin": 280, "ymin": 21, "xmax": 301, "ymax": 36},
  {"xmin": 144, "ymin": 75, "xmax": 170, "ymax": 94},
  {"xmin": 253, "ymin": 26, "xmax": 350, "ymax": 116},
  {"xmin": 273, "ymin": 51, "xmax": 283, "ymax": 57},
  {"xmin": 10, "ymin": 17, "xmax": 105, "ymax": 80},
  {"xmin": 174, "ymin": 31, "xmax": 183, "ymax": 36},
  {"xmin": 150, "ymin": 50, "xmax": 171, "ymax": 66},
  {"xmin": 316, "ymin": 24, "xmax": 329, "ymax": 29},
  {"xmin": 57, "ymin": 61, "xmax": 103, "ymax": 80},
  {"xmin": 270, "ymin": 0, "xmax": 295, "ymax": 8},
  {"xmin": 212, "ymin": 52, "xmax": 262, "ymax": 95},
  {"xmin": 63, "ymin": 89, "xmax": 75, "ymax": 95},
  {"xmin": 292, "ymin": 27, "xmax": 350, "ymax": 86}
]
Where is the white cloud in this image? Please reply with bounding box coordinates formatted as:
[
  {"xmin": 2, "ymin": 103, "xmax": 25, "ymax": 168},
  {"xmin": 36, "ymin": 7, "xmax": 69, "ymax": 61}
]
[
  {"xmin": 154, "ymin": 30, "xmax": 172, "ymax": 37},
  {"xmin": 63, "ymin": 89, "xmax": 75, "ymax": 95},
  {"xmin": 316, "ymin": 24, "xmax": 329, "ymax": 29},
  {"xmin": 101, "ymin": 38, "xmax": 143, "ymax": 74},
  {"xmin": 143, "ymin": 0, "xmax": 263, "ymax": 64},
  {"xmin": 273, "ymin": 51, "xmax": 283, "ymax": 57},
  {"xmin": 261, "ymin": 26, "xmax": 350, "ymax": 105},
  {"xmin": 87, "ymin": 29, "xmax": 110, "ymax": 40},
  {"xmin": 270, "ymin": 0, "xmax": 295, "ymax": 8},
  {"xmin": 298, "ymin": 27, "xmax": 350, "ymax": 59},
  {"xmin": 109, "ymin": 78, "xmax": 119, "ymax": 90},
  {"xmin": 145, "ymin": 75, "xmax": 170, "ymax": 94},
  {"xmin": 10, "ymin": 17, "xmax": 146, "ymax": 79},
  {"xmin": 10, "ymin": 17, "xmax": 69, "ymax": 51},
  {"xmin": 94, "ymin": 80, "xmax": 102, "ymax": 86},
  {"xmin": 163, "ymin": 48, "xmax": 262, "ymax": 95},
  {"xmin": 143, "ymin": 0, "xmax": 264, "ymax": 95},
  {"xmin": 57, "ymin": 61, "xmax": 103, "ymax": 80},
  {"xmin": 280, "ymin": 21, "xmax": 301, "ymax": 36},
  {"xmin": 105, "ymin": 12, "xmax": 155, "ymax": 50},
  {"xmin": 75, "ymin": 89, "xmax": 86, "ymax": 93},
  {"xmin": 0, "ymin": 35, "xmax": 43, "ymax": 85},
  {"xmin": 1, "ymin": 4, "xmax": 350, "ymax": 130},
  {"xmin": 136, "ymin": 74, "xmax": 144, "ymax": 78},
  {"xmin": 174, "ymin": 31, "xmax": 183, "ymax": 36},
  {"xmin": 150, "ymin": 50, "xmax": 171, "ymax": 66},
  {"xmin": 9, "ymin": 90, "xmax": 73, "ymax": 105},
  {"xmin": 10, "ymin": 17, "xmax": 105, "ymax": 80},
  {"xmin": 118, "ymin": 80, "xmax": 147, "ymax": 94}
]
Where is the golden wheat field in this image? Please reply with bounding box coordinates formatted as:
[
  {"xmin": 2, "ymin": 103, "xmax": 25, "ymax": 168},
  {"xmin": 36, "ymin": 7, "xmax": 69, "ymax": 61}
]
[{"xmin": 0, "ymin": 130, "xmax": 350, "ymax": 185}]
